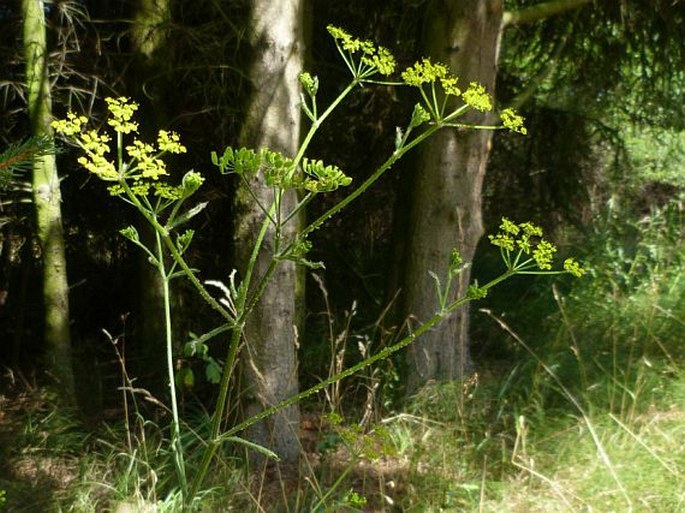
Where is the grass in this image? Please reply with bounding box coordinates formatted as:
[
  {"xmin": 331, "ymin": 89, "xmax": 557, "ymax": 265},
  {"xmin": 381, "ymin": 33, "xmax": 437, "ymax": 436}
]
[{"xmin": 1, "ymin": 339, "xmax": 683, "ymax": 512}]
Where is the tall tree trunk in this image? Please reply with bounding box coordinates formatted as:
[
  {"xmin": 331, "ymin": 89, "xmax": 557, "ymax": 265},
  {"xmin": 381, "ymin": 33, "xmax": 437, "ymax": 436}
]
[
  {"xmin": 234, "ymin": 0, "xmax": 305, "ymax": 464},
  {"xmin": 130, "ymin": 0, "xmax": 171, "ymax": 397},
  {"xmin": 22, "ymin": 0, "xmax": 75, "ymax": 402},
  {"xmin": 404, "ymin": 0, "xmax": 503, "ymax": 393}
]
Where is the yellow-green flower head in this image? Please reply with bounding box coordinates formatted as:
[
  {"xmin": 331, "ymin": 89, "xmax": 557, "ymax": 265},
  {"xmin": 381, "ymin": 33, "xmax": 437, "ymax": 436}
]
[
  {"xmin": 361, "ymin": 46, "xmax": 396, "ymax": 76},
  {"xmin": 500, "ymin": 108, "xmax": 527, "ymax": 135},
  {"xmin": 181, "ymin": 170, "xmax": 205, "ymax": 196},
  {"xmin": 327, "ymin": 25, "xmax": 362, "ymax": 52},
  {"xmin": 51, "ymin": 112, "xmax": 87, "ymax": 136},
  {"xmin": 125, "ymin": 140, "xmax": 168, "ymax": 180},
  {"xmin": 533, "ymin": 239, "xmax": 557, "ymax": 270},
  {"xmin": 154, "ymin": 182, "xmax": 183, "ymax": 200},
  {"xmin": 462, "ymin": 82, "xmax": 492, "ymax": 112},
  {"xmin": 401, "ymin": 58, "xmax": 448, "ymax": 86},
  {"xmin": 157, "ymin": 130, "xmax": 187, "ymax": 154},
  {"xmin": 139, "ymin": 158, "xmax": 167, "ymax": 180},
  {"xmin": 327, "ymin": 25, "xmax": 396, "ymax": 76},
  {"xmin": 449, "ymin": 248, "xmax": 463, "ymax": 268},
  {"xmin": 440, "ymin": 76, "xmax": 461, "ymax": 96},
  {"xmin": 563, "ymin": 258, "xmax": 585, "ymax": 278},
  {"xmin": 80, "ymin": 130, "xmax": 111, "ymax": 156},
  {"xmin": 489, "ymin": 232, "xmax": 516, "ymax": 252},
  {"xmin": 519, "ymin": 221, "xmax": 543, "ymax": 238},
  {"xmin": 130, "ymin": 180, "xmax": 151, "ymax": 196},
  {"xmin": 299, "ymin": 72, "xmax": 319, "ymax": 96},
  {"xmin": 516, "ymin": 221, "xmax": 542, "ymax": 254},
  {"xmin": 107, "ymin": 184, "xmax": 124, "ymax": 196},
  {"xmin": 499, "ymin": 217, "xmax": 520, "ymax": 236},
  {"xmin": 106, "ymin": 97, "xmax": 139, "ymax": 134},
  {"xmin": 77, "ymin": 154, "xmax": 117, "ymax": 180},
  {"xmin": 126, "ymin": 139, "xmax": 154, "ymax": 161}
]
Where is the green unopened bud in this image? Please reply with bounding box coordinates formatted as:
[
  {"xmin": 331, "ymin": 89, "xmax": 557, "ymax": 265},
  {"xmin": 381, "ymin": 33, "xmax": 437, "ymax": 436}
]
[
  {"xmin": 409, "ymin": 104, "xmax": 431, "ymax": 128},
  {"xmin": 299, "ymin": 72, "xmax": 319, "ymax": 96},
  {"xmin": 181, "ymin": 170, "xmax": 205, "ymax": 197},
  {"xmin": 120, "ymin": 226, "xmax": 139, "ymax": 243}
]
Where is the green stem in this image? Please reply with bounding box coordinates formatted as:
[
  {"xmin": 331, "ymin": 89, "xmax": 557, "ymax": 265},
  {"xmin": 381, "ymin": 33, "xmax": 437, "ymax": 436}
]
[
  {"xmin": 282, "ymin": 192, "xmax": 315, "ymax": 226},
  {"xmin": 219, "ymin": 290, "xmax": 476, "ymax": 441},
  {"xmin": 297, "ymin": 122, "xmax": 441, "ymax": 242},
  {"xmin": 291, "ymin": 80, "xmax": 358, "ymax": 171},
  {"xmin": 189, "ymin": 177, "xmax": 281, "ymax": 501},
  {"xmin": 214, "ymin": 267, "xmax": 518, "ymax": 453},
  {"xmin": 121, "ymin": 182, "xmax": 235, "ymax": 323},
  {"xmin": 191, "ymin": 77, "xmax": 362, "ymax": 500},
  {"xmin": 155, "ymin": 229, "xmax": 188, "ymax": 497},
  {"xmin": 189, "ymin": 323, "xmax": 242, "ymax": 500}
]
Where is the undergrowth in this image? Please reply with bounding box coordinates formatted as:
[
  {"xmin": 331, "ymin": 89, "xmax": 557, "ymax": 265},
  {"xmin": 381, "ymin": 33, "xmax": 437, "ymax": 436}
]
[{"xmin": 1, "ymin": 188, "xmax": 683, "ymax": 513}]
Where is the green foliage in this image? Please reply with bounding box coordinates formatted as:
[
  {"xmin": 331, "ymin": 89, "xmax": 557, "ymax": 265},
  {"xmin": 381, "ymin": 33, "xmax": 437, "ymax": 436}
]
[{"xmin": 624, "ymin": 126, "xmax": 685, "ymax": 189}]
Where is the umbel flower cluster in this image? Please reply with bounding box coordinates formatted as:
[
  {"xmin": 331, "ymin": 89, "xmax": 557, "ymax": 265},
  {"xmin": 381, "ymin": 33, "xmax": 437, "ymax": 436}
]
[
  {"xmin": 327, "ymin": 25, "xmax": 397, "ymax": 77},
  {"xmin": 324, "ymin": 25, "xmax": 527, "ymax": 134},
  {"xmin": 51, "ymin": 97, "xmax": 203, "ymax": 200},
  {"xmin": 489, "ymin": 217, "xmax": 585, "ymax": 277}
]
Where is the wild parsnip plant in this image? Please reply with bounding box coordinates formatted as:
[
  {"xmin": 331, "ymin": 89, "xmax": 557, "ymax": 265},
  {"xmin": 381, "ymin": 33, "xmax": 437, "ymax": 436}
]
[{"xmin": 52, "ymin": 25, "xmax": 582, "ymax": 507}]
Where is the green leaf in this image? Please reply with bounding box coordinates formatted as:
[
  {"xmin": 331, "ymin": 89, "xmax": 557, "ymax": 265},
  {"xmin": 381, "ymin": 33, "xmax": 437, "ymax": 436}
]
[
  {"xmin": 409, "ymin": 103, "xmax": 430, "ymax": 128},
  {"xmin": 184, "ymin": 334, "xmax": 208, "ymax": 357},
  {"xmin": 204, "ymin": 358, "xmax": 222, "ymax": 384},
  {"xmin": 215, "ymin": 434, "xmax": 280, "ymax": 461},
  {"xmin": 175, "ymin": 367, "xmax": 194, "ymax": 389}
]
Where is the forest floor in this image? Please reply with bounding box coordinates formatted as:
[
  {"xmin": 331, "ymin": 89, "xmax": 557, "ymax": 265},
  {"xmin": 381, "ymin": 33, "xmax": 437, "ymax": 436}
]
[{"xmin": 1, "ymin": 366, "xmax": 684, "ymax": 512}]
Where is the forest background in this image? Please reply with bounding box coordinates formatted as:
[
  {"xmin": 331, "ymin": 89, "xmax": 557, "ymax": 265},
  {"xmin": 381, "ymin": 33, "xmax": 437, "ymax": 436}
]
[{"xmin": 0, "ymin": 0, "xmax": 684, "ymax": 511}]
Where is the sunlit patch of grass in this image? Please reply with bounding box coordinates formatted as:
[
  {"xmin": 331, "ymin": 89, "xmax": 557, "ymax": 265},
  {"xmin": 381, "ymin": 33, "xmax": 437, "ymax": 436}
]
[{"xmin": 478, "ymin": 385, "xmax": 685, "ymax": 512}]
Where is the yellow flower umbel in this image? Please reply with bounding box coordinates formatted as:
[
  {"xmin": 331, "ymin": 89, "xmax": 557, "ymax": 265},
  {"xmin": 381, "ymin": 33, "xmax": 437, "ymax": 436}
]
[
  {"xmin": 326, "ymin": 25, "xmax": 396, "ymax": 79},
  {"xmin": 488, "ymin": 217, "xmax": 584, "ymax": 277},
  {"xmin": 500, "ymin": 108, "xmax": 527, "ymax": 135},
  {"xmin": 51, "ymin": 97, "xmax": 193, "ymax": 199},
  {"xmin": 401, "ymin": 59, "xmax": 526, "ymax": 134}
]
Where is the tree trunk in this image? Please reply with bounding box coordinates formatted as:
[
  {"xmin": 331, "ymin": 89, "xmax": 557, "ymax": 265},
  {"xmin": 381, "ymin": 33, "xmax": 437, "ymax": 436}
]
[
  {"xmin": 22, "ymin": 0, "xmax": 75, "ymax": 402},
  {"xmin": 131, "ymin": 0, "xmax": 170, "ymax": 62},
  {"xmin": 404, "ymin": 0, "xmax": 503, "ymax": 393},
  {"xmin": 234, "ymin": 0, "xmax": 305, "ymax": 464},
  {"xmin": 130, "ymin": 0, "xmax": 171, "ymax": 398}
]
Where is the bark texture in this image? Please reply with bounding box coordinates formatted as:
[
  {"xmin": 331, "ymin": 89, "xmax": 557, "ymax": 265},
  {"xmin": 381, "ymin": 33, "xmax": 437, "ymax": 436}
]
[
  {"xmin": 22, "ymin": 0, "xmax": 75, "ymax": 401},
  {"xmin": 235, "ymin": 0, "xmax": 305, "ymax": 464},
  {"xmin": 404, "ymin": 0, "xmax": 503, "ymax": 393},
  {"xmin": 131, "ymin": 0, "xmax": 170, "ymax": 61},
  {"xmin": 130, "ymin": 0, "xmax": 171, "ymax": 397}
]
